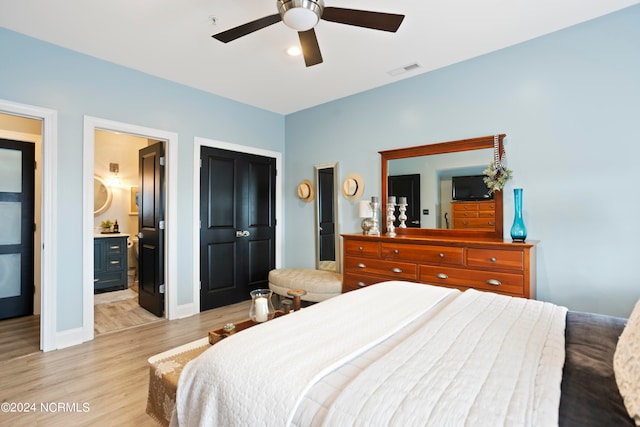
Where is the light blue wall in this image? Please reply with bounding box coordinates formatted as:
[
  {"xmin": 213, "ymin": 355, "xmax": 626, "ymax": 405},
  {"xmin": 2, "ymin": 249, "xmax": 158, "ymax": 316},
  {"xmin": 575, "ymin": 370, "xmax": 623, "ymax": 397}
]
[
  {"xmin": 284, "ymin": 5, "xmax": 640, "ymax": 317},
  {"xmin": 0, "ymin": 28, "xmax": 285, "ymax": 332}
]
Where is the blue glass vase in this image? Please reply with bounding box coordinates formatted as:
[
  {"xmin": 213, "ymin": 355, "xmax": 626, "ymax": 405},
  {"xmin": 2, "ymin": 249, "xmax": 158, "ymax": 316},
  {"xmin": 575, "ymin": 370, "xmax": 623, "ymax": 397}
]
[{"xmin": 510, "ymin": 188, "xmax": 527, "ymax": 242}]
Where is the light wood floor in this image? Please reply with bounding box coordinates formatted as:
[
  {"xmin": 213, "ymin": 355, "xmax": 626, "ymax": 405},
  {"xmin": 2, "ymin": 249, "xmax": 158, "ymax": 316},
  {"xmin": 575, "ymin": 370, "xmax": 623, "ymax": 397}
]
[
  {"xmin": 0, "ymin": 286, "xmax": 162, "ymax": 362},
  {"xmin": 94, "ymin": 298, "xmax": 163, "ymax": 335},
  {"xmin": 0, "ymin": 315, "xmax": 41, "ymax": 363},
  {"xmin": 0, "ymin": 300, "xmax": 252, "ymax": 427}
]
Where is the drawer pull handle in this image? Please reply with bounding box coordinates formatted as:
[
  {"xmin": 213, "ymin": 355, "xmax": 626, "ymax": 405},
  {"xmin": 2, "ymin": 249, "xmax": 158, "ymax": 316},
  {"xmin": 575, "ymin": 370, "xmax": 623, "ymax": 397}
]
[
  {"xmin": 109, "ymin": 245, "xmax": 120, "ymax": 250},
  {"xmin": 490, "ymin": 257, "xmax": 497, "ymax": 263},
  {"xmin": 439, "ymin": 253, "xmax": 444, "ymax": 258},
  {"xmin": 357, "ymin": 282, "xmax": 366, "ymax": 288},
  {"xmin": 110, "ymin": 261, "xmax": 120, "ymax": 265},
  {"xmin": 437, "ymin": 273, "xmax": 448, "ymax": 280},
  {"xmin": 393, "ymin": 249, "xmax": 399, "ymax": 254},
  {"xmin": 358, "ymin": 246, "xmax": 363, "ymax": 251},
  {"xmin": 486, "ymin": 279, "xmax": 502, "ymax": 286},
  {"xmin": 357, "ymin": 263, "xmax": 366, "ymax": 269},
  {"xmin": 391, "ymin": 268, "xmax": 403, "ymax": 273}
]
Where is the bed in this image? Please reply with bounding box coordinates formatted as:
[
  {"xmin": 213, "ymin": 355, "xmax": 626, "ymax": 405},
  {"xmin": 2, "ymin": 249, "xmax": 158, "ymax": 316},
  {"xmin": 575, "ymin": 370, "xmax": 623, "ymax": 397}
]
[{"xmin": 156, "ymin": 281, "xmax": 639, "ymax": 427}]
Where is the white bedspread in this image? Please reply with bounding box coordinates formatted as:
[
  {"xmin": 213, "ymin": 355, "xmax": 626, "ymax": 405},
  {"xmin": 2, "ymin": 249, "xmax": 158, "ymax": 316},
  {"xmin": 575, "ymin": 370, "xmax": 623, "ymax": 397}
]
[
  {"xmin": 172, "ymin": 281, "xmax": 457, "ymax": 427},
  {"xmin": 316, "ymin": 289, "xmax": 567, "ymax": 426}
]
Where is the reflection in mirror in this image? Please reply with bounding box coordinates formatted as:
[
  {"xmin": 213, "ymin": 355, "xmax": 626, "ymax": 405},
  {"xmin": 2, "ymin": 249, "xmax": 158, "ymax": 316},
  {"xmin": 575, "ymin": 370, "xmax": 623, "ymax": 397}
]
[
  {"xmin": 94, "ymin": 175, "xmax": 112, "ymax": 216},
  {"xmin": 315, "ymin": 162, "xmax": 340, "ymax": 272},
  {"xmin": 381, "ymin": 134, "xmax": 504, "ymax": 240},
  {"xmin": 388, "ymin": 173, "xmax": 421, "ymax": 228},
  {"xmin": 388, "ymin": 149, "xmax": 492, "ymax": 229}
]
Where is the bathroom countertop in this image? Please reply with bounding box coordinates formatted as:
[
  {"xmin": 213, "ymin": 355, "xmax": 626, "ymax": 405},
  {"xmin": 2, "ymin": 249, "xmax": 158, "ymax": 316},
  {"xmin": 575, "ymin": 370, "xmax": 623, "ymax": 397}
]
[{"xmin": 94, "ymin": 233, "xmax": 130, "ymax": 239}]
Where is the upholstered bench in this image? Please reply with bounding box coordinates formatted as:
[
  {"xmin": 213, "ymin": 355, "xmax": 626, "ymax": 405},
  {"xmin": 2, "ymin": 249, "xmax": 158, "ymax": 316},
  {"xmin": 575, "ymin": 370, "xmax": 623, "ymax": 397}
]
[
  {"xmin": 147, "ymin": 338, "xmax": 210, "ymax": 426},
  {"xmin": 268, "ymin": 268, "xmax": 342, "ymax": 303}
]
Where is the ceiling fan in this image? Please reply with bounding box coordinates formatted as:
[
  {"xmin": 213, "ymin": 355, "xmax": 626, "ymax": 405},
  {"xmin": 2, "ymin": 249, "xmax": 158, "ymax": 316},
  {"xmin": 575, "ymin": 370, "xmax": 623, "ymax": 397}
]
[{"xmin": 212, "ymin": 0, "xmax": 405, "ymax": 67}]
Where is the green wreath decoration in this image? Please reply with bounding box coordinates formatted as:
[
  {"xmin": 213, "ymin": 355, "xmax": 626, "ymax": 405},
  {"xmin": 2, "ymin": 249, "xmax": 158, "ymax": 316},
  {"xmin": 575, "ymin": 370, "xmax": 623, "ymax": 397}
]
[{"xmin": 483, "ymin": 161, "xmax": 512, "ymax": 195}]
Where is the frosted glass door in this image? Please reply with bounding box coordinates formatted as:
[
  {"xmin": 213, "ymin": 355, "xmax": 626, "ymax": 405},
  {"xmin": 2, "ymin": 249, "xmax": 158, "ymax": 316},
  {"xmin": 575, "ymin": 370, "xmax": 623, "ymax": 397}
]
[{"xmin": 0, "ymin": 139, "xmax": 35, "ymax": 320}]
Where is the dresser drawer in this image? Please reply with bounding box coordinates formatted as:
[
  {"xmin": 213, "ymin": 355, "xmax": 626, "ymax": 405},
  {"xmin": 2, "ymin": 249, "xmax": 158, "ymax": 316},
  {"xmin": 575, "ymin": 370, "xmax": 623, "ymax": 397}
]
[
  {"xmin": 478, "ymin": 202, "xmax": 496, "ymax": 212},
  {"xmin": 453, "ymin": 203, "xmax": 479, "ymax": 212},
  {"xmin": 344, "ymin": 256, "xmax": 417, "ymax": 281},
  {"xmin": 107, "ymin": 241, "xmax": 125, "ymax": 254},
  {"xmin": 344, "ymin": 239, "xmax": 380, "ymax": 257},
  {"xmin": 419, "ymin": 265, "xmax": 524, "ymax": 296},
  {"xmin": 381, "ymin": 243, "xmax": 464, "ymax": 266},
  {"xmin": 478, "ymin": 210, "xmax": 495, "ymax": 219},
  {"xmin": 466, "ymin": 248, "xmax": 524, "ymax": 271},
  {"xmin": 342, "ymin": 273, "xmax": 383, "ymax": 292},
  {"xmin": 455, "ymin": 210, "xmax": 479, "ymax": 218},
  {"xmin": 94, "ymin": 271, "xmax": 126, "ymax": 290},
  {"xmin": 453, "ymin": 218, "xmax": 496, "ymax": 229},
  {"xmin": 106, "ymin": 255, "xmax": 125, "ymax": 271}
]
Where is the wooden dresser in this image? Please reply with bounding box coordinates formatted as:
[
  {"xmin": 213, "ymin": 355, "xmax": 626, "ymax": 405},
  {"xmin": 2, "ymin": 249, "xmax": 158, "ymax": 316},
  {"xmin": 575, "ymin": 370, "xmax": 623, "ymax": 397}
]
[
  {"xmin": 342, "ymin": 234, "xmax": 536, "ymax": 299},
  {"xmin": 451, "ymin": 200, "xmax": 496, "ymax": 230}
]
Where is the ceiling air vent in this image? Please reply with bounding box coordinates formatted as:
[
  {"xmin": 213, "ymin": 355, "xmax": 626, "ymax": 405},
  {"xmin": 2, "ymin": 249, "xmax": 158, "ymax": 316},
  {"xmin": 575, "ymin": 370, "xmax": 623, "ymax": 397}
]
[{"xmin": 387, "ymin": 62, "xmax": 422, "ymax": 77}]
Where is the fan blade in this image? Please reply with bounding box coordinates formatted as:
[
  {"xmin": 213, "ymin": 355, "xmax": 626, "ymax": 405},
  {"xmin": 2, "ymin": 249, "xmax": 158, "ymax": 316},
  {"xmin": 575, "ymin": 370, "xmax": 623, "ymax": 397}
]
[
  {"xmin": 298, "ymin": 29, "xmax": 323, "ymax": 67},
  {"xmin": 212, "ymin": 14, "xmax": 281, "ymax": 43},
  {"xmin": 321, "ymin": 7, "xmax": 404, "ymax": 32}
]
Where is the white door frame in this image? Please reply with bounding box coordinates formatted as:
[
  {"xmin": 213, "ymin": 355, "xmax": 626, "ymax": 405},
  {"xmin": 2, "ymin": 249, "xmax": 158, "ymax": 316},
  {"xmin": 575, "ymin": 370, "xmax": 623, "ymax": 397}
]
[
  {"xmin": 0, "ymin": 99, "xmax": 57, "ymax": 352},
  {"xmin": 192, "ymin": 137, "xmax": 282, "ymax": 314},
  {"xmin": 83, "ymin": 116, "xmax": 179, "ymax": 342}
]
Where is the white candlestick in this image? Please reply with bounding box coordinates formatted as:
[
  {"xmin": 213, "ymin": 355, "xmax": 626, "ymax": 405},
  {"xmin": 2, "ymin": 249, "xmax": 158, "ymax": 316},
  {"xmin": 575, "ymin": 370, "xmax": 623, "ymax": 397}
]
[
  {"xmin": 368, "ymin": 198, "xmax": 380, "ymax": 236},
  {"xmin": 386, "ymin": 202, "xmax": 396, "ymax": 237},
  {"xmin": 398, "ymin": 202, "xmax": 408, "ymax": 228},
  {"xmin": 255, "ymin": 297, "xmax": 268, "ymax": 322}
]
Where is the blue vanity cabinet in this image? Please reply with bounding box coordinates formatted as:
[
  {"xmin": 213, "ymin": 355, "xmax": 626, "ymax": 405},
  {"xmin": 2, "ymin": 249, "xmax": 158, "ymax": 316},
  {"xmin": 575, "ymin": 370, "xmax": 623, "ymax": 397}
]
[{"xmin": 94, "ymin": 235, "xmax": 128, "ymax": 293}]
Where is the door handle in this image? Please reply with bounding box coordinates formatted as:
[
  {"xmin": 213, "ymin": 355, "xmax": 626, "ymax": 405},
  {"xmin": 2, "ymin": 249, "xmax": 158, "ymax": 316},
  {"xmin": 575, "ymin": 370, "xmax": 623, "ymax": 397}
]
[
  {"xmin": 138, "ymin": 232, "xmax": 144, "ymax": 239},
  {"xmin": 235, "ymin": 230, "xmax": 250, "ymax": 237}
]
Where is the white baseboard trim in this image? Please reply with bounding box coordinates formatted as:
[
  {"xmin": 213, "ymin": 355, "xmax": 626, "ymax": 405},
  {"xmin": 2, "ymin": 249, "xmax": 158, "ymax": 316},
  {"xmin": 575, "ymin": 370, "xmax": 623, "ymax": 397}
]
[
  {"xmin": 172, "ymin": 303, "xmax": 198, "ymax": 320},
  {"xmin": 55, "ymin": 327, "xmax": 85, "ymax": 350}
]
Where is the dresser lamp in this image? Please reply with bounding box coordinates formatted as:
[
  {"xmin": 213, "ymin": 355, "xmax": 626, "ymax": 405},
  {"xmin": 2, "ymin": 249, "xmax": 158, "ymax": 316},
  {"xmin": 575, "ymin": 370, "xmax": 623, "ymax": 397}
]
[{"xmin": 359, "ymin": 200, "xmax": 373, "ymax": 234}]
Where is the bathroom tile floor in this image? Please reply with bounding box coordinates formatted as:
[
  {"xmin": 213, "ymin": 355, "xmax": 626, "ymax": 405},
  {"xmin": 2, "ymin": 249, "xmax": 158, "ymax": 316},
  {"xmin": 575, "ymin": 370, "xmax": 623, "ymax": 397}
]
[{"xmin": 94, "ymin": 279, "xmax": 162, "ymax": 336}]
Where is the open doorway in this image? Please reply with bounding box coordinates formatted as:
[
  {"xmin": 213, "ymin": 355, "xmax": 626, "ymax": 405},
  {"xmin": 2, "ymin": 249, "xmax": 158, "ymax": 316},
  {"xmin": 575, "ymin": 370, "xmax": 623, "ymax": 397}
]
[
  {"xmin": 83, "ymin": 116, "xmax": 178, "ymax": 343},
  {"xmin": 0, "ymin": 100, "xmax": 56, "ymax": 353},
  {"xmin": 0, "ymin": 113, "xmax": 42, "ymax": 360},
  {"xmin": 92, "ymin": 130, "xmax": 164, "ymax": 335}
]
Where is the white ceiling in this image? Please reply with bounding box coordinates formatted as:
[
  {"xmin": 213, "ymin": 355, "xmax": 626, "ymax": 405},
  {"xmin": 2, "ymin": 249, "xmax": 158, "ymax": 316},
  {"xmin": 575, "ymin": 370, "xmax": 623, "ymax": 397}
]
[{"xmin": 0, "ymin": 0, "xmax": 637, "ymax": 115}]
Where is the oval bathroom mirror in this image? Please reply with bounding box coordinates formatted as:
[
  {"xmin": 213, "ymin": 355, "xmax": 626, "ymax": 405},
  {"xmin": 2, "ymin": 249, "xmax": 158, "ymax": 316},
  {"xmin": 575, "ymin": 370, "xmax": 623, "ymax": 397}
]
[{"xmin": 94, "ymin": 175, "xmax": 112, "ymax": 216}]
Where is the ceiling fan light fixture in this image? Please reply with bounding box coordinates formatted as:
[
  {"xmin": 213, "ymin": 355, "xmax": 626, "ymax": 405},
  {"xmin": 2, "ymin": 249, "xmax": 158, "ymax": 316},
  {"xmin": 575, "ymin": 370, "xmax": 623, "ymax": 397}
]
[
  {"xmin": 286, "ymin": 46, "xmax": 302, "ymax": 56},
  {"xmin": 277, "ymin": 0, "xmax": 324, "ymax": 31}
]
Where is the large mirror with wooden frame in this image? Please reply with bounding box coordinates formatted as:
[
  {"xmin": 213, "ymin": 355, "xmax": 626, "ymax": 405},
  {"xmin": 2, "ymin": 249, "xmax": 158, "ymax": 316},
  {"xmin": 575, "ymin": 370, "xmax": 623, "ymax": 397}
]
[{"xmin": 380, "ymin": 134, "xmax": 505, "ymax": 240}]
